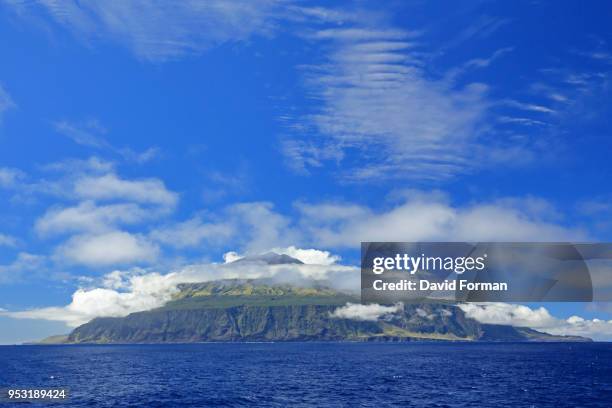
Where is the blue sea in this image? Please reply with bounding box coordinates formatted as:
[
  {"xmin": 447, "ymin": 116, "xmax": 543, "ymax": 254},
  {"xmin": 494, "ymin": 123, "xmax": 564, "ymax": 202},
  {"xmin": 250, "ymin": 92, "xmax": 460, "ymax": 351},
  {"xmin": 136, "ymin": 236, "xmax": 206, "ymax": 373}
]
[{"xmin": 1, "ymin": 342, "xmax": 611, "ymax": 407}]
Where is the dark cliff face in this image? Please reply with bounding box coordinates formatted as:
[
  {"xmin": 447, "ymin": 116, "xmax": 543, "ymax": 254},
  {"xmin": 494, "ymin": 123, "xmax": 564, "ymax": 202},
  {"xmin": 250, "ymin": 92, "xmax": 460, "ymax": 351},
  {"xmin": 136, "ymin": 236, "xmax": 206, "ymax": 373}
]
[
  {"xmin": 65, "ymin": 280, "xmax": 591, "ymax": 344},
  {"xmin": 69, "ymin": 305, "xmax": 382, "ymax": 343}
]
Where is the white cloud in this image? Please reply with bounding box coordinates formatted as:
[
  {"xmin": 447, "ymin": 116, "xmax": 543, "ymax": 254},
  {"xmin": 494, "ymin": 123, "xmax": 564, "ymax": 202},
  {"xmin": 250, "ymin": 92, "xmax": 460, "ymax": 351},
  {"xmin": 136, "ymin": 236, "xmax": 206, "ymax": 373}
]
[
  {"xmin": 21, "ymin": 168, "xmax": 178, "ymax": 270},
  {"xmin": 0, "ymin": 233, "xmax": 17, "ymax": 247},
  {"xmin": 0, "ymin": 252, "xmax": 46, "ymax": 283},
  {"xmin": 222, "ymin": 246, "xmax": 341, "ymax": 265},
  {"xmin": 54, "ymin": 119, "xmax": 110, "ymax": 149},
  {"xmin": 459, "ymin": 303, "xmax": 557, "ymax": 328},
  {"xmin": 503, "ymin": 99, "xmax": 556, "ymax": 114},
  {"xmin": 36, "ymin": 201, "xmax": 151, "ymax": 236},
  {"xmin": 4, "ymin": 277, "xmax": 179, "ymax": 327},
  {"xmin": 149, "ymin": 202, "xmax": 332, "ymax": 254},
  {"xmin": 119, "ymin": 147, "xmax": 160, "ymax": 164},
  {"xmin": 459, "ymin": 303, "xmax": 612, "ymax": 341},
  {"xmin": 0, "ymin": 167, "xmax": 24, "ymax": 188},
  {"xmin": 43, "ymin": 156, "xmax": 116, "ymax": 174},
  {"xmin": 25, "ymin": 184, "xmax": 588, "ymax": 271},
  {"xmin": 54, "ymin": 120, "xmax": 160, "ymax": 164},
  {"xmin": 56, "ymin": 231, "xmax": 159, "ymax": 267},
  {"xmin": 148, "ymin": 202, "xmax": 299, "ymax": 251},
  {"xmin": 269, "ymin": 246, "xmax": 340, "ymax": 265},
  {"xmin": 462, "ymin": 47, "xmax": 514, "ymax": 70},
  {"xmin": 5, "ymin": 0, "xmax": 283, "ymax": 61},
  {"xmin": 150, "ymin": 217, "xmax": 235, "ymax": 248},
  {"xmin": 223, "ymin": 251, "xmax": 243, "ymax": 263},
  {"xmin": 227, "ymin": 202, "xmax": 300, "ymax": 252},
  {"xmin": 74, "ymin": 173, "xmax": 178, "ymax": 208},
  {"xmin": 331, "ymin": 302, "xmax": 403, "ymax": 321}
]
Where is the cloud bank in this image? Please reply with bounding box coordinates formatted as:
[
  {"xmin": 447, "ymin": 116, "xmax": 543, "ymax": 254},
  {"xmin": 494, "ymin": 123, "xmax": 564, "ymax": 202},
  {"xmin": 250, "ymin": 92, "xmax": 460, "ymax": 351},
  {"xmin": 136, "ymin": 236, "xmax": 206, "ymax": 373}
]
[
  {"xmin": 459, "ymin": 303, "xmax": 612, "ymax": 342},
  {"xmin": 3, "ymin": 247, "xmax": 358, "ymax": 327},
  {"xmin": 147, "ymin": 191, "xmax": 585, "ymax": 254}
]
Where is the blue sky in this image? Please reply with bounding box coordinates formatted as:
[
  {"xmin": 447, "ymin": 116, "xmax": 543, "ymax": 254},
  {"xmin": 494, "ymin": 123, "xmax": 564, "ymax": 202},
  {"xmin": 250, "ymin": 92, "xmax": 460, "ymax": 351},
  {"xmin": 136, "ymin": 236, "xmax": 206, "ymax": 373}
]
[{"xmin": 0, "ymin": 0, "xmax": 611, "ymax": 343}]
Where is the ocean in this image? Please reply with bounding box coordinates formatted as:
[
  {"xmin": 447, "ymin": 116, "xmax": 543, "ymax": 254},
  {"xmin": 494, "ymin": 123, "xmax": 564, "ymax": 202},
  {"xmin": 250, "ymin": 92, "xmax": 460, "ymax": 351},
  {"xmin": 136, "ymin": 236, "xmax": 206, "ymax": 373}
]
[{"xmin": 0, "ymin": 342, "xmax": 610, "ymax": 407}]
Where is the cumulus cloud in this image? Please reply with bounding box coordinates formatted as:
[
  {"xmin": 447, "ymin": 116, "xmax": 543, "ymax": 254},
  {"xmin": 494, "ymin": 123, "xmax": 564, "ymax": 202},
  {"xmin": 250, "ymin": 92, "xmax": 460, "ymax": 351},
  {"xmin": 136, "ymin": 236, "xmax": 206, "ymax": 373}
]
[
  {"xmin": 5, "ymin": 0, "xmax": 283, "ymax": 61},
  {"xmin": 295, "ymin": 192, "xmax": 585, "ymax": 248},
  {"xmin": 3, "ymin": 251, "xmax": 359, "ymax": 326},
  {"xmin": 148, "ymin": 202, "xmax": 298, "ymax": 251},
  {"xmin": 73, "ymin": 173, "xmax": 178, "ymax": 209},
  {"xmin": 145, "ymin": 193, "xmax": 586, "ymax": 255},
  {"xmin": 227, "ymin": 202, "xmax": 300, "ymax": 252},
  {"xmin": 21, "ymin": 167, "xmax": 180, "ymax": 270},
  {"xmin": 36, "ymin": 201, "xmax": 151, "ymax": 236},
  {"xmin": 150, "ymin": 217, "xmax": 235, "ymax": 248},
  {"xmin": 19, "ymin": 172, "xmax": 589, "ymax": 272},
  {"xmin": 331, "ymin": 302, "xmax": 403, "ymax": 321},
  {"xmin": 459, "ymin": 303, "xmax": 612, "ymax": 341},
  {"xmin": 56, "ymin": 231, "xmax": 159, "ymax": 267}
]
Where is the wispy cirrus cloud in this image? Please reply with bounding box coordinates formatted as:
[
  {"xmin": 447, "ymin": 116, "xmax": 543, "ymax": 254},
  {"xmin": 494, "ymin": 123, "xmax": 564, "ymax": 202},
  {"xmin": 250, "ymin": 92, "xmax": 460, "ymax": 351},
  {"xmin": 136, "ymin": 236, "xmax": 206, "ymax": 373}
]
[
  {"xmin": 4, "ymin": 0, "xmax": 284, "ymax": 61},
  {"xmin": 0, "ymin": 167, "xmax": 25, "ymax": 188},
  {"xmin": 0, "ymin": 84, "xmax": 16, "ymax": 121},
  {"xmin": 54, "ymin": 119, "xmax": 160, "ymax": 164},
  {"xmin": 2, "ymin": 2, "xmax": 531, "ymax": 183},
  {"xmin": 0, "ymin": 252, "xmax": 46, "ymax": 284},
  {"xmin": 283, "ymin": 24, "xmax": 493, "ymax": 181},
  {"xmin": 54, "ymin": 119, "xmax": 110, "ymax": 149},
  {"xmin": 0, "ymin": 233, "xmax": 17, "ymax": 248}
]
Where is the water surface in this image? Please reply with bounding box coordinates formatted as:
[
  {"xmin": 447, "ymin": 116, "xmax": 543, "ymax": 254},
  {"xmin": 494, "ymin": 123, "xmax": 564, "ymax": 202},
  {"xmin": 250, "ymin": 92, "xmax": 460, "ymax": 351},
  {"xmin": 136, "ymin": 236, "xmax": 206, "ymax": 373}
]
[{"xmin": 1, "ymin": 342, "xmax": 610, "ymax": 407}]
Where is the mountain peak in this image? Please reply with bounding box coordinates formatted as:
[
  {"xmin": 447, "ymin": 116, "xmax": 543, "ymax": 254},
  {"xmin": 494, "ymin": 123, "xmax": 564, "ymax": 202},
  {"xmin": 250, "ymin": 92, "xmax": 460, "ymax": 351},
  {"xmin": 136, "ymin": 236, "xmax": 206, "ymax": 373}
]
[{"xmin": 232, "ymin": 252, "xmax": 304, "ymax": 265}]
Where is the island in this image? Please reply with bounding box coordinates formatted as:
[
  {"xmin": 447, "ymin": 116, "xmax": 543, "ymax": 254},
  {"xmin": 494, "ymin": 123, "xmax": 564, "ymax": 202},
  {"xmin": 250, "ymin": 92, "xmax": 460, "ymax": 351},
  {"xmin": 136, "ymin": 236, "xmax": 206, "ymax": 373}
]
[{"xmin": 39, "ymin": 276, "xmax": 590, "ymax": 344}]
